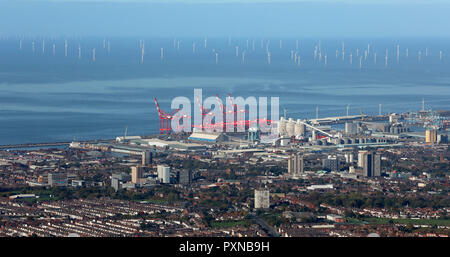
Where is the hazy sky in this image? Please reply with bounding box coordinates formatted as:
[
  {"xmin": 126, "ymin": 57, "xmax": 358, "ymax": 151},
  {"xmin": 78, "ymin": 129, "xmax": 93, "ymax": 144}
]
[{"xmin": 1, "ymin": 0, "xmax": 449, "ymax": 37}]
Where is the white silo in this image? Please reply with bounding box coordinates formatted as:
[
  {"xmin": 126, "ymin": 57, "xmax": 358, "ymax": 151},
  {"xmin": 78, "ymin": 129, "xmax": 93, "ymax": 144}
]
[
  {"xmin": 295, "ymin": 119, "xmax": 306, "ymax": 136},
  {"xmin": 286, "ymin": 118, "xmax": 295, "ymax": 137},
  {"xmin": 278, "ymin": 117, "xmax": 287, "ymax": 136}
]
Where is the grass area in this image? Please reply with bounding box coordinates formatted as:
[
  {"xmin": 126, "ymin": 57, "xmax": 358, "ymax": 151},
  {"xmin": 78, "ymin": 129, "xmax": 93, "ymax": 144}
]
[
  {"xmin": 361, "ymin": 217, "xmax": 450, "ymax": 226},
  {"xmin": 210, "ymin": 220, "xmax": 252, "ymax": 229}
]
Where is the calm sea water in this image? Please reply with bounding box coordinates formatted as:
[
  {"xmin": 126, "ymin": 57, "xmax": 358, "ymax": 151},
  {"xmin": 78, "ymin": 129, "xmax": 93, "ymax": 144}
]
[{"xmin": 0, "ymin": 37, "xmax": 449, "ymax": 144}]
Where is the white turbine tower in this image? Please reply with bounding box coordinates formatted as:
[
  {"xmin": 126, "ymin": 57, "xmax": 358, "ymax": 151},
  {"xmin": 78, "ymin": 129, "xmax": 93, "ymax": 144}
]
[
  {"xmin": 192, "ymin": 42, "xmax": 196, "ymax": 53},
  {"xmin": 52, "ymin": 44, "xmax": 56, "ymax": 56},
  {"xmin": 242, "ymin": 51, "xmax": 246, "ymax": 63},
  {"xmin": 64, "ymin": 40, "xmax": 68, "ymax": 57},
  {"xmin": 78, "ymin": 44, "xmax": 82, "ymax": 59},
  {"xmin": 19, "ymin": 39, "xmax": 22, "ymax": 50},
  {"xmin": 350, "ymin": 53, "xmax": 352, "ymax": 64},
  {"xmin": 396, "ymin": 44, "xmax": 400, "ymax": 64},
  {"xmin": 42, "ymin": 40, "xmax": 45, "ymax": 53},
  {"xmin": 385, "ymin": 49, "xmax": 388, "ymax": 68},
  {"xmin": 92, "ymin": 48, "xmax": 96, "ymax": 62},
  {"xmin": 161, "ymin": 48, "xmax": 164, "ymax": 60},
  {"xmin": 267, "ymin": 51, "xmax": 271, "ymax": 64},
  {"xmin": 32, "ymin": 41, "xmax": 35, "ymax": 53},
  {"xmin": 235, "ymin": 46, "xmax": 239, "ymax": 57},
  {"xmin": 215, "ymin": 52, "xmax": 219, "ymax": 64}
]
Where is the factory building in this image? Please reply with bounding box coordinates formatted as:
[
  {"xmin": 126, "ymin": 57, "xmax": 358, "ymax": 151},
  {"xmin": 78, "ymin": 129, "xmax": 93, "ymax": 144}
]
[
  {"xmin": 48, "ymin": 173, "xmax": 68, "ymax": 187},
  {"xmin": 188, "ymin": 132, "xmax": 228, "ymax": 143},
  {"xmin": 254, "ymin": 189, "xmax": 270, "ymax": 209},
  {"xmin": 111, "ymin": 172, "xmax": 131, "ymax": 191}
]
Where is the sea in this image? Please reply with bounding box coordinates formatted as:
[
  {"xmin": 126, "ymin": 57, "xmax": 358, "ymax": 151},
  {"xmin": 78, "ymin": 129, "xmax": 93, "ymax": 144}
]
[{"xmin": 0, "ymin": 37, "xmax": 449, "ymax": 145}]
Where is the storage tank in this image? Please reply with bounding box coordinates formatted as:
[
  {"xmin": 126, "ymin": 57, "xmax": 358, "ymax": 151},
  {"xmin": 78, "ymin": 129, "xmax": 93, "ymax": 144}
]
[
  {"xmin": 278, "ymin": 117, "xmax": 287, "ymax": 136},
  {"xmin": 295, "ymin": 119, "xmax": 306, "ymax": 136},
  {"xmin": 286, "ymin": 118, "xmax": 295, "ymax": 137}
]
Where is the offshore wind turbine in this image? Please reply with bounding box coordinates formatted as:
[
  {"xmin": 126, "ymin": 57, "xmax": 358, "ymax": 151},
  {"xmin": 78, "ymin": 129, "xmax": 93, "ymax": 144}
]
[
  {"xmin": 161, "ymin": 48, "xmax": 164, "ymax": 60},
  {"xmin": 341, "ymin": 42, "xmax": 345, "ymax": 61},
  {"xmin": 192, "ymin": 42, "xmax": 196, "ymax": 53},
  {"xmin": 204, "ymin": 37, "xmax": 207, "ymax": 48},
  {"xmin": 107, "ymin": 41, "xmax": 111, "ymax": 54},
  {"xmin": 396, "ymin": 44, "xmax": 400, "ymax": 64},
  {"xmin": 349, "ymin": 53, "xmax": 352, "ymax": 64},
  {"xmin": 42, "ymin": 40, "xmax": 45, "ymax": 53},
  {"xmin": 440, "ymin": 50, "xmax": 443, "ymax": 61},
  {"xmin": 359, "ymin": 56, "xmax": 362, "ymax": 70},
  {"xmin": 32, "ymin": 41, "xmax": 35, "ymax": 53},
  {"xmin": 418, "ymin": 50, "xmax": 422, "ymax": 62},
  {"xmin": 235, "ymin": 46, "xmax": 239, "ymax": 57},
  {"xmin": 64, "ymin": 40, "xmax": 68, "ymax": 57},
  {"xmin": 92, "ymin": 48, "xmax": 96, "ymax": 62},
  {"xmin": 52, "ymin": 44, "xmax": 56, "ymax": 56},
  {"xmin": 374, "ymin": 53, "xmax": 377, "ymax": 64},
  {"xmin": 297, "ymin": 55, "xmax": 301, "ymax": 67},
  {"xmin": 78, "ymin": 44, "xmax": 82, "ymax": 59},
  {"xmin": 385, "ymin": 49, "xmax": 388, "ymax": 68},
  {"xmin": 141, "ymin": 43, "xmax": 145, "ymax": 64},
  {"xmin": 279, "ymin": 39, "xmax": 282, "ymax": 49},
  {"xmin": 215, "ymin": 52, "xmax": 219, "ymax": 64},
  {"xmin": 242, "ymin": 51, "xmax": 246, "ymax": 63},
  {"xmin": 406, "ymin": 48, "xmax": 409, "ymax": 58},
  {"xmin": 19, "ymin": 39, "xmax": 22, "ymax": 50},
  {"xmin": 267, "ymin": 51, "xmax": 271, "ymax": 64}
]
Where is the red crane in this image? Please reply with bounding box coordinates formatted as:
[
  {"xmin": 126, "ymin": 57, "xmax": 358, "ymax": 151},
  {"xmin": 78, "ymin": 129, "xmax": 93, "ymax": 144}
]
[{"xmin": 154, "ymin": 97, "xmax": 181, "ymax": 134}]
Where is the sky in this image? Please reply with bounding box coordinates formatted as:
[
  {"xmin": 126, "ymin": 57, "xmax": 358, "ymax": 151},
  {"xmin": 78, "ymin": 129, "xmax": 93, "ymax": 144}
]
[{"xmin": 1, "ymin": 0, "xmax": 449, "ymax": 38}]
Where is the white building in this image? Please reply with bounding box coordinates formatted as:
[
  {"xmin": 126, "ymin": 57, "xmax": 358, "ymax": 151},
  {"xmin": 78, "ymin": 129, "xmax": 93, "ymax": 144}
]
[
  {"xmin": 254, "ymin": 189, "xmax": 270, "ymax": 209},
  {"xmin": 157, "ymin": 165, "xmax": 171, "ymax": 184}
]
